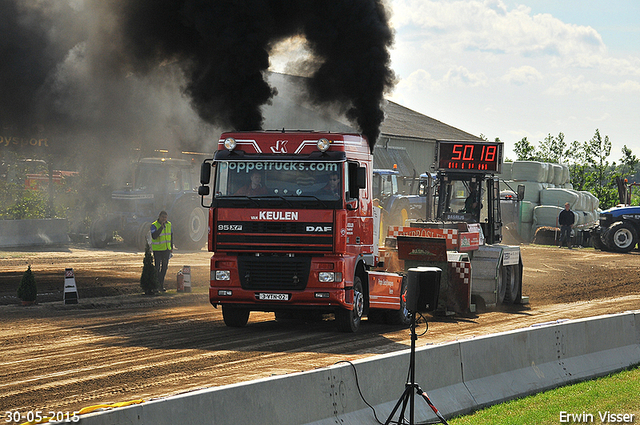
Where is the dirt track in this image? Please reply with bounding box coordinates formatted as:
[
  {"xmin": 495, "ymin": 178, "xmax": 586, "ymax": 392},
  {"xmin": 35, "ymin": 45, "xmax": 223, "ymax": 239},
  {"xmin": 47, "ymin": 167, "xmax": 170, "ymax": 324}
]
[{"xmin": 1, "ymin": 244, "xmax": 639, "ymax": 417}]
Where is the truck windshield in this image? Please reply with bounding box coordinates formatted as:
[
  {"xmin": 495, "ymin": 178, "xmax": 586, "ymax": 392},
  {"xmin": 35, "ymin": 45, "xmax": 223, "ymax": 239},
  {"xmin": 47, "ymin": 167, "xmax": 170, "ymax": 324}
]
[{"xmin": 215, "ymin": 160, "xmax": 343, "ymax": 200}]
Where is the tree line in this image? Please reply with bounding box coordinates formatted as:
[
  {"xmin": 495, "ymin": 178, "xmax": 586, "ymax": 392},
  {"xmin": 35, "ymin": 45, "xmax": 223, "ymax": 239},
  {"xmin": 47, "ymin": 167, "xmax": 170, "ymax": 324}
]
[{"xmin": 499, "ymin": 129, "xmax": 638, "ymax": 210}]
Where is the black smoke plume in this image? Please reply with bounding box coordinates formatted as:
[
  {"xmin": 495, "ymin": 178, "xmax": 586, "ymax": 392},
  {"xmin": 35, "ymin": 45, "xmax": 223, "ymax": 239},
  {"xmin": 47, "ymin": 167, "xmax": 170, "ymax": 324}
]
[
  {"xmin": 114, "ymin": 0, "xmax": 395, "ymax": 150},
  {"xmin": 0, "ymin": 0, "xmax": 395, "ymax": 153}
]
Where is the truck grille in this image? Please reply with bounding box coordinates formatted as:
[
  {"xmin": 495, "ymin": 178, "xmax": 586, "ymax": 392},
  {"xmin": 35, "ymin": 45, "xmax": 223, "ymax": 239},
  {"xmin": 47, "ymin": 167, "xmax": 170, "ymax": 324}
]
[
  {"xmin": 237, "ymin": 255, "xmax": 311, "ymax": 290},
  {"xmin": 216, "ymin": 221, "xmax": 333, "ymax": 253}
]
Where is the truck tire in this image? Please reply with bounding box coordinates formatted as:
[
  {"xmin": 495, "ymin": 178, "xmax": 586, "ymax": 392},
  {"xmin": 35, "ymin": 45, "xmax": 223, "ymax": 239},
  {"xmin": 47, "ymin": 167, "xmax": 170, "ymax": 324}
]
[
  {"xmin": 496, "ymin": 263, "xmax": 507, "ymax": 304},
  {"xmin": 335, "ymin": 276, "xmax": 364, "ymax": 332},
  {"xmin": 173, "ymin": 202, "xmax": 207, "ymax": 251},
  {"xmin": 386, "ymin": 276, "xmax": 411, "ymax": 326},
  {"xmin": 503, "ymin": 264, "xmax": 521, "ymax": 304},
  {"xmin": 222, "ymin": 305, "xmax": 250, "ymax": 327},
  {"xmin": 605, "ymin": 221, "xmax": 638, "ymax": 253},
  {"xmin": 89, "ymin": 218, "xmax": 113, "ymax": 248}
]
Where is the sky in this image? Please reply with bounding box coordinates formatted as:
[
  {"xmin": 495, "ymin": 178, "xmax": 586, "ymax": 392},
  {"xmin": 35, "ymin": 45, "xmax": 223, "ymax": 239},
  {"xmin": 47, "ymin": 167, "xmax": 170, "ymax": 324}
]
[{"xmin": 384, "ymin": 0, "xmax": 640, "ymax": 162}]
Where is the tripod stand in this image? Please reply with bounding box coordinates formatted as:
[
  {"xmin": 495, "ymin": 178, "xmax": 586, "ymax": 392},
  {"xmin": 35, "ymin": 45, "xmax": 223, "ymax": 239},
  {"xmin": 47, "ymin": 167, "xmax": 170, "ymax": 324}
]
[{"xmin": 384, "ymin": 311, "xmax": 449, "ymax": 425}]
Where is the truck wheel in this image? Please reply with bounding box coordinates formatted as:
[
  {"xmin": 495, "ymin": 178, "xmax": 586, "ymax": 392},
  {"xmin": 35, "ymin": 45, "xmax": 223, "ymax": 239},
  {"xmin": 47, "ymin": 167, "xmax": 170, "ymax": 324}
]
[
  {"xmin": 335, "ymin": 276, "xmax": 364, "ymax": 332},
  {"xmin": 174, "ymin": 202, "xmax": 207, "ymax": 251},
  {"xmin": 605, "ymin": 221, "xmax": 638, "ymax": 253},
  {"xmin": 386, "ymin": 276, "xmax": 411, "ymax": 326},
  {"xmin": 497, "ymin": 264, "xmax": 507, "ymax": 304},
  {"xmin": 503, "ymin": 265, "xmax": 521, "ymax": 304},
  {"xmin": 222, "ymin": 305, "xmax": 250, "ymax": 327},
  {"xmin": 89, "ymin": 218, "xmax": 112, "ymax": 248}
]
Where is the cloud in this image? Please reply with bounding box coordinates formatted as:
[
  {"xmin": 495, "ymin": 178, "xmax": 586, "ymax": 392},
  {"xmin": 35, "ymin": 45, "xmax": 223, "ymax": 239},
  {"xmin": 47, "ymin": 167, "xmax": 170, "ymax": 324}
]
[
  {"xmin": 443, "ymin": 66, "xmax": 488, "ymax": 87},
  {"xmin": 387, "ymin": 0, "xmax": 640, "ymax": 162},
  {"xmin": 391, "ymin": 0, "xmax": 605, "ymax": 61},
  {"xmin": 545, "ymin": 75, "xmax": 640, "ymax": 96},
  {"xmin": 394, "ymin": 65, "xmax": 486, "ymax": 93},
  {"xmin": 502, "ymin": 65, "xmax": 542, "ymax": 85}
]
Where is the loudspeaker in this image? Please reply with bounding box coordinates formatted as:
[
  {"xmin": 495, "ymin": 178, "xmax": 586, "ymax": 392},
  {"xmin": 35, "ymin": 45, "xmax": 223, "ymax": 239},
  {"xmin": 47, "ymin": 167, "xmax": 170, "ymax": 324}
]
[{"xmin": 406, "ymin": 267, "xmax": 442, "ymax": 312}]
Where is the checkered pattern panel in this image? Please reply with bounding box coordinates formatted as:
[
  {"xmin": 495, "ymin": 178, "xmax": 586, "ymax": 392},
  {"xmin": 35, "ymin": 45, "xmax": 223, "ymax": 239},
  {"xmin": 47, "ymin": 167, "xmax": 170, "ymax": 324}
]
[{"xmin": 450, "ymin": 261, "xmax": 471, "ymax": 285}]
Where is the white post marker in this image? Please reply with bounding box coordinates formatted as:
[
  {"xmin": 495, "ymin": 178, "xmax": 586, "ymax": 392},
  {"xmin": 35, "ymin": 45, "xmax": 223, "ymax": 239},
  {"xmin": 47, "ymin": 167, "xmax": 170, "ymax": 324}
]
[
  {"xmin": 64, "ymin": 268, "xmax": 79, "ymax": 304},
  {"xmin": 182, "ymin": 266, "xmax": 191, "ymax": 293}
]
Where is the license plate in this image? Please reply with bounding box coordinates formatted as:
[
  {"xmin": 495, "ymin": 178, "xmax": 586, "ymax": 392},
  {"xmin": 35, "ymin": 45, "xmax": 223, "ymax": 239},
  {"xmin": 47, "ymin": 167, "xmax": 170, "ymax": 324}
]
[{"xmin": 258, "ymin": 293, "xmax": 289, "ymax": 301}]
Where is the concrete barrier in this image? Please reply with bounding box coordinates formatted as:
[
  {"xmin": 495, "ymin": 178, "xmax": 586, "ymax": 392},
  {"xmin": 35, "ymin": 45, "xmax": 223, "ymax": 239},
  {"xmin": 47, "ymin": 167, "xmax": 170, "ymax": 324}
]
[
  {"xmin": 0, "ymin": 219, "xmax": 69, "ymax": 248},
  {"xmin": 77, "ymin": 311, "xmax": 640, "ymax": 425}
]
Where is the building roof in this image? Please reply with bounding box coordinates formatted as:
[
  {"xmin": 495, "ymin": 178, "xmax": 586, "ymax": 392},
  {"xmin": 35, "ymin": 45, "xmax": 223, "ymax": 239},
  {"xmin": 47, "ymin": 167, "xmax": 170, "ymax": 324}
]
[
  {"xmin": 264, "ymin": 72, "xmax": 482, "ymax": 144},
  {"xmin": 380, "ymin": 101, "xmax": 482, "ymax": 142}
]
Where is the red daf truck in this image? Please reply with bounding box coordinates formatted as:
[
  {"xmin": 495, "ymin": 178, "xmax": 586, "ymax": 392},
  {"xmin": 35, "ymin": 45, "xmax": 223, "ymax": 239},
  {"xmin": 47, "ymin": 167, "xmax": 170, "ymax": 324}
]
[{"xmin": 197, "ymin": 131, "xmax": 409, "ymax": 332}]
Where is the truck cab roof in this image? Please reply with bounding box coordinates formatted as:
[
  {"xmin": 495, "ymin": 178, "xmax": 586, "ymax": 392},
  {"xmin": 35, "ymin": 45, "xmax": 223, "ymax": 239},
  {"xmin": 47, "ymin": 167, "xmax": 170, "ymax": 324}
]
[{"xmin": 217, "ymin": 130, "xmax": 370, "ymax": 155}]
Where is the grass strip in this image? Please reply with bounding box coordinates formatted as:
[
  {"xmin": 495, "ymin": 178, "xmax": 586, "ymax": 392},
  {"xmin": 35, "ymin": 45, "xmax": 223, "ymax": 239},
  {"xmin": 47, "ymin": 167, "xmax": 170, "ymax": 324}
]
[{"xmin": 449, "ymin": 364, "xmax": 640, "ymax": 425}]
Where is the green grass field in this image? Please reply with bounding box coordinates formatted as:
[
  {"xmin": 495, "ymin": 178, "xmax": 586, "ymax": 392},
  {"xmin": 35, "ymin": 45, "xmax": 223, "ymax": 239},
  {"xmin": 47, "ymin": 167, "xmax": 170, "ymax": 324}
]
[{"xmin": 448, "ymin": 365, "xmax": 640, "ymax": 425}]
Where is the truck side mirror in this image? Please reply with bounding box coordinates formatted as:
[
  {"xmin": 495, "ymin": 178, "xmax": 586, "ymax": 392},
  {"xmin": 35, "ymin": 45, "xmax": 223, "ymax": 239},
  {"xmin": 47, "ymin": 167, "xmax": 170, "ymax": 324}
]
[
  {"xmin": 200, "ymin": 161, "xmax": 212, "ymax": 185},
  {"xmin": 198, "ymin": 186, "xmax": 210, "ymax": 196},
  {"xmin": 517, "ymin": 184, "xmax": 525, "ymax": 201}
]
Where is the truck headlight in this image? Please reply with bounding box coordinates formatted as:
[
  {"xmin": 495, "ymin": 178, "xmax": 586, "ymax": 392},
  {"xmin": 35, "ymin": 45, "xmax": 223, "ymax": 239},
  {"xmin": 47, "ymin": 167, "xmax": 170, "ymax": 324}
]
[
  {"xmin": 317, "ymin": 138, "xmax": 331, "ymax": 152},
  {"xmin": 319, "ymin": 272, "xmax": 342, "ymax": 282},
  {"xmin": 224, "ymin": 137, "xmax": 237, "ymax": 151},
  {"xmin": 216, "ymin": 270, "xmax": 231, "ymax": 281}
]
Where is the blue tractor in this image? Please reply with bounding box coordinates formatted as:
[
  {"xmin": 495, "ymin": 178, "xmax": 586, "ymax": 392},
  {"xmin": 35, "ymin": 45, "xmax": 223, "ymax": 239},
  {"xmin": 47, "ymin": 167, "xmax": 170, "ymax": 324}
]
[
  {"xmin": 89, "ymin": 157, "xmax": 207, "ymax": 251},
  {"xmin": 591, "ymin": 177, "xmax": 640, "ymax": 253},
  {"xmin": 373, "ymin": 169, "xmax": 434, "ymax": 233}
]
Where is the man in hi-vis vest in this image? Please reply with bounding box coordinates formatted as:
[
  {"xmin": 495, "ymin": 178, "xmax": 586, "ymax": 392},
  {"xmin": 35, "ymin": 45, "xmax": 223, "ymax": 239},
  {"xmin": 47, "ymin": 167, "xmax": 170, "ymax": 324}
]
[{"xmin": 150, "ymin": 210, "xmax": 173, "ymax": 292}]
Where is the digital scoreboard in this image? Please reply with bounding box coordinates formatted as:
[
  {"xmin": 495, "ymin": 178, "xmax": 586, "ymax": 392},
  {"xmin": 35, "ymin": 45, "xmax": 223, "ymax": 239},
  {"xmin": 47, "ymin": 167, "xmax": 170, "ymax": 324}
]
[{"xmin": 436, "ymin": 140, "xmax": 503, "ymax": 173}]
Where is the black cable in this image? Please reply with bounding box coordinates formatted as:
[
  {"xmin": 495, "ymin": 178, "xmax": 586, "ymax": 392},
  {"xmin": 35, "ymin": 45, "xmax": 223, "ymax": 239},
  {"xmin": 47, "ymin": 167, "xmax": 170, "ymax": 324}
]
[
  {"xmin": 333, "ymin": 360, "xmax": 385, "ymax": 424},
  {"xmin": 414, "ymin": 312, "xmax": 429, "ymax": 337},
  {"xmin": 334, "ymin": 333, "xmax": 445, "ymax": 425}
]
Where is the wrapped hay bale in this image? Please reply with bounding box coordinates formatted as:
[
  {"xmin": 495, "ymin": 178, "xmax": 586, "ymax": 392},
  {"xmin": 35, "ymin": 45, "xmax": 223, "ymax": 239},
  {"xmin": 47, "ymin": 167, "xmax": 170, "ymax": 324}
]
[
  {"xmin": 533, "ymin": 205, "xmax": 563, "ymax": 228},
  {"xmin": 561, "ymin": 163, "xmax": 570, "ymax": 185},
  {"xmin": 580, "ymin": 191, "xmax": 599, "ymax": 211},
  {"xmin": 551, "ymin": 164, "xmax": 564, "ymax": 185},
  {"xmin": 574, "ymin": 191, "xmax": 588, "ymax": 211},
  {"xmin": 534, "ymin": 205, "xmax": 580, "ymax": 228},
  {"xmin": 546, "ymin": 163, "xmax": 555, "ymax": 184},
  {"xmin": 511, "ymin": 161, "xmax": 548, "ymax": 182},
  {"xmin": 588, "ymin": 210, "xmax": 600, "ymax": 225},
  {"xmin": 539, "ymin": 188, "xmax": 580, "ymax": 208},
  {"xmin": 581, "ymin": 210, "xmax": 598, "ymax": 227}
]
